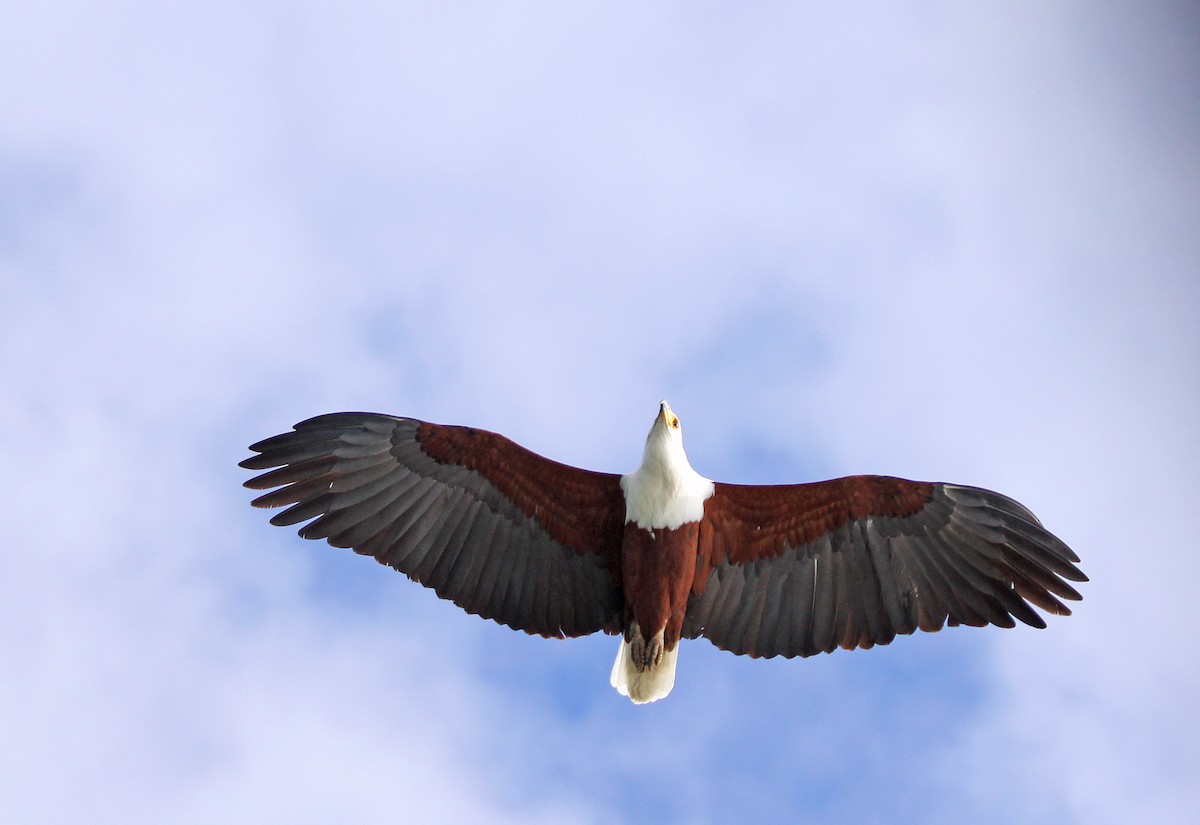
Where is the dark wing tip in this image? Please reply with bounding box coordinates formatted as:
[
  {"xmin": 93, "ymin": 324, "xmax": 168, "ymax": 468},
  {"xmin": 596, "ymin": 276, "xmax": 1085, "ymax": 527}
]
[
  {"xmin": 292, "ymin": 411, "xmax": 406, "ymax": 431},
  {"xmin": 241, "ymin": 412, "xmax": 404, "ymax": 474},
  {"xmin": 938, "ymin": 484, "xmax": 1085, "ymax": 624}
]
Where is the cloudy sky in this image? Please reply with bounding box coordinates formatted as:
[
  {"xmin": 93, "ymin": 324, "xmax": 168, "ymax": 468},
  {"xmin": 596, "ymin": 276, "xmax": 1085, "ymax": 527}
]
[{"xmin": 3, "ymin": 2, "xmax": 1197, "ymax": 823}]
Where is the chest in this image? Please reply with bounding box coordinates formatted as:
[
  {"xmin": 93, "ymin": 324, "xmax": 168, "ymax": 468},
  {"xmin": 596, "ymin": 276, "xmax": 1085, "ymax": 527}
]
[
  {"xmin": 620, "ymin": 463, "xmax": 714, "ymax": 530},
  {"xmin": 619, "ymin": 520, "xmax": 701, "ymax": 591}
]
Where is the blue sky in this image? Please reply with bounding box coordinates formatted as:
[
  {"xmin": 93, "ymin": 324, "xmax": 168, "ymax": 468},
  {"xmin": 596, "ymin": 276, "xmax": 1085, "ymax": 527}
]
[{"xmin": 2, "ymin": 3, "xmax": 1198, "ymax": 823}]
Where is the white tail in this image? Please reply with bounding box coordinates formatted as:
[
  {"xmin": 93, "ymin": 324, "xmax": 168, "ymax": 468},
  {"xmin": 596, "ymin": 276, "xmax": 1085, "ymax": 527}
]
[{"xmin": 609, "ymin": 638, "xmax": 679, "ymax": 704}]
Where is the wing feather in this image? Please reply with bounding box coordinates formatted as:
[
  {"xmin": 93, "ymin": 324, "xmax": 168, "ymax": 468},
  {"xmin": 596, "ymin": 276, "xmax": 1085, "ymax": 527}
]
[
  {"xmin": 809, "ymin": 533, "xmax": 838, "ymax": 654},
  {"xmin": 242, "ymin": 413, "xmax": 625, "ymax": 638},
  {"xmin": 843, "ymin": 520, "xmax": 884, "ymax": 647},
  {"xmin": 919, "ymin": 526, "xmax": 1015, "ymax": 628},
  {"xmin": 908, "ymin": 533, "xmax": 986, "ymax": 626},
  {"xmin": 433, "ymin": 493, "xmax": 485, "ymax": 593},
  {"xmin": 315, "ymin": 472, "xmax": 426, "ymax": 546},
  {"xmin": 863, "ymin": 519, "xmax": 911, "ymax": 637},
  {"xmin": 753, "ymin": 560, "xmax": 790, "ymax": 657},
  {"xmin": 786, "ymin": 552, "xmax": 818, "ymax": 657},
  {"xmin": 452, "ymin": 502, "xmax": 501, "ymax": 614},
  {"xmin": 831, "ymin": 535, "xmax": 857, "ymax": 649}
]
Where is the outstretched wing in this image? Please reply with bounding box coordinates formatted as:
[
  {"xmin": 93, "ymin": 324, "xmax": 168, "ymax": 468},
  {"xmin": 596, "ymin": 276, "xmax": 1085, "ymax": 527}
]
[
  {"xmin": 241, "ymin": 413, "xmax": 626, "ymax": 638},
  {"xmin": 683, "ymin": 477, "xmax": 1085, "ymax": 658}
]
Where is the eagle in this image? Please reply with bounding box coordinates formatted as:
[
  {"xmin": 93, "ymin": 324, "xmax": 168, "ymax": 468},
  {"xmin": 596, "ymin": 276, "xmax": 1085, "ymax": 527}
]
[{"xmin": 241, "ymin": 401, "xmax": 1084, "ymax": 704}]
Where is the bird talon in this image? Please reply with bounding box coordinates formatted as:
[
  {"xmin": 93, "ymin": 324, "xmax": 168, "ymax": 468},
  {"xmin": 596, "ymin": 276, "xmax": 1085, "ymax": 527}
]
[
  {"xmin": 631, "ymin": 637, "xmax": 646, "ymax": 672},
  {"xmin": 647, "ymin": 631, "xmax": 665, "ymax": 667},
  {"xmin": 629, "ymin": 626, "xmax": 666, "ymax": 671}
]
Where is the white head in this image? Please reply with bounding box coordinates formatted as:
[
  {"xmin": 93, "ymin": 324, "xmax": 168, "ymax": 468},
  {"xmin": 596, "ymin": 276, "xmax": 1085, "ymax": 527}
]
[
  {"xmin": 621, "ymin": 401, "xmax": 713, "ymax": 529},
  {"xmin": 641, "ymin": 399, "xmax": 686, "ymax": 465}
]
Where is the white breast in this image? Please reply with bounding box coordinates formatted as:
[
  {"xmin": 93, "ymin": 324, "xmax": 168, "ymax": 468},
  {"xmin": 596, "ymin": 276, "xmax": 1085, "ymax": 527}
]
[{"xmin": 620, "ymin": 430, "xmax": 714, "ymax": 530}]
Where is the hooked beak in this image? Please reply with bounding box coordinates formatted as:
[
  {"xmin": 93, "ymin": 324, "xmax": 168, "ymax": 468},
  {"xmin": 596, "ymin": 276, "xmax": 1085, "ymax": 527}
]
[{"xmin": 656, "ymin": 400, "xmax": 680, "ymax": 430}]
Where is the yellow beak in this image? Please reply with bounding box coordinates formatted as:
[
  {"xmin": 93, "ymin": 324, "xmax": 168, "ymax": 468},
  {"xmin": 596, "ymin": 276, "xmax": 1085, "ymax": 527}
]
[{"xmin": 657, "ymin": 400, "xmax": 680, "ymax": 429}]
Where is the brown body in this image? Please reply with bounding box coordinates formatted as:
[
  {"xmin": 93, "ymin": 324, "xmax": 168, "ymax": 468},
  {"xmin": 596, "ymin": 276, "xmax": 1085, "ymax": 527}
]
[{"xmin": 621, "ymin": 521, "xmax": 699, "ymax": 653}]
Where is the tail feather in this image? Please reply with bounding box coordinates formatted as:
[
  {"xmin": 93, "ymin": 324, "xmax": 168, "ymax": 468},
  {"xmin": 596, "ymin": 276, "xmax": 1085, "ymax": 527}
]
[{"xmin": 609, "ymin": 638, "xmax": 679, "ymax": 704}]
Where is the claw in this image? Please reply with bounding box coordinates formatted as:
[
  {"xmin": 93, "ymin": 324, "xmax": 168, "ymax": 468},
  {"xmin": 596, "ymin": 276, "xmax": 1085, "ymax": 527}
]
[
  {"xmin": 646, "ymin": 632, "xmax": 664, "ymax": 668},
  {"xmin": 628, "ymin": 622, "xmax": 666, "ymax": 672}
]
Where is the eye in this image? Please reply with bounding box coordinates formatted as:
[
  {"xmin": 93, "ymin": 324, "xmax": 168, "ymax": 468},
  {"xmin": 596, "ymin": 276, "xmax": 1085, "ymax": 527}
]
[{"xmin": 670, "ymin": 417, "xmax": 680, "ymax": 429}]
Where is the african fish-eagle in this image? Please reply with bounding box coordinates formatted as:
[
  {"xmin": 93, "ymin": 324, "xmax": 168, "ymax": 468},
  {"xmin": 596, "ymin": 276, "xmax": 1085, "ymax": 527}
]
[{"xmin": 241, "ymin": 401, "xmax": 1084, "ymax": 704}]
